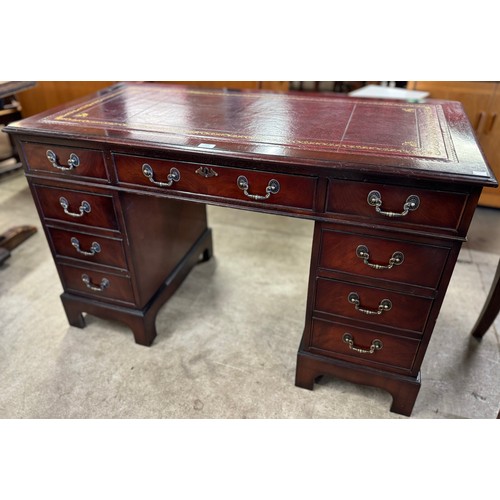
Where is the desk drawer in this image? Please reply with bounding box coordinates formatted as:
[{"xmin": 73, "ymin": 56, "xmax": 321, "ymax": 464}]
[
  {"xmin": 327, "ymin": 179, "xmax": 467, "ymax": 232},
  {"xmin": 33, "ymin": 185, "xmax": 118, "ymax": 230},
  {"xmin": 23, "ymin": 143, "xmax": 108, "ymax": 180},
  {"xmin": 315, "ymin": 277, "xmax": 432, "ymax": 334},
  {"xmin": 114, "ymin": 154, "xmax": 316, "ymax": 211},
  {"xmin": 47, "ymin": 227, "xmax": 127, "ymax": 269},
  {"xmin": 59, "ymin": 264, "xmax": 135, "ymax": 305},
  {"xmin": 309, "ymin": 318, "xmax": 420, "ymax": 373},
  {"xmin": 319, "ymin": 228, "xmax": 450, "ymax": 289}
]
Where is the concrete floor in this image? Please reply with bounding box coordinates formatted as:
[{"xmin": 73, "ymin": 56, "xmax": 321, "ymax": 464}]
[
  {"xmin": 0, "ymin": 166, "xmax": 499, "ymax": 419},
  {"xmin": 466, "ymin": 203, "xmax": 500, "ymax": 253}
]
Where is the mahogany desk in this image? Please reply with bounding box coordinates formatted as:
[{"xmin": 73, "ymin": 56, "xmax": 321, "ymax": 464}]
[{"xmin": 4, "ymin": 83, "xmax": 496, "ymax": 416}]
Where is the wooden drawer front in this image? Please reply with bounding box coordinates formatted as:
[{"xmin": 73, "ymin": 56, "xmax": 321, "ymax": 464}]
[
  {"xmin": 59, "ymin": 264, "xmax": 135, "ymax": 304},
  {"xmin": 23, "ymin": 143, "xmax": 107, "ymax": 180},
  {"xmin": 327, "ymin": 180, "xmax": 467, "ymax": 232},
  {"xmin": 47, "ymin": 227, "xmax": 127, "ymax": 269},
  {"xmin": 114, "ymin": 154, "xmax": 316, "ymax": 211},
  {"xmin": 33, "ymin": 185, "xmax": 118, "ymax": 230},
  {"xmin": 319, "ymin": 229, "xmax": 450, "ymax": 289},
  {"xmin": 309, "ymin": 318, "xmax": 420, "ymax": 373},
  {"xmin": 315, "ymin": 278, "xmax": 432, "ymax": 334}
]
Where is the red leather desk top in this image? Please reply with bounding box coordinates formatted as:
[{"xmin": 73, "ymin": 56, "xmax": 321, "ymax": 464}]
[{"xmin": 6, "ymin": 82, "xmax": 496, "ymax": 187}]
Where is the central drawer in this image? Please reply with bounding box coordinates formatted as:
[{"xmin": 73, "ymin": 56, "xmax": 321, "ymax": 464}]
[
  {"xmin": 113, "ymin": 154, "xmax": 317, "ymax": 211},
  {"xmin": 314, "ymin": 277, "xmax": 433, "ymax": 334}
]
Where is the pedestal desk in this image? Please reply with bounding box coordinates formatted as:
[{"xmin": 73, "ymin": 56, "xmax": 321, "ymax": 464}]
[{"xmin": 5, "ymin": 83, "xmax": 496, "ymax": 416}]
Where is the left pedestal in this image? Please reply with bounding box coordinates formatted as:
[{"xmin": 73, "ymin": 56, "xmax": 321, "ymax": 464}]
[{"xmin": 28, "ymin": 173, "xmax": 213, "ymax": 346}]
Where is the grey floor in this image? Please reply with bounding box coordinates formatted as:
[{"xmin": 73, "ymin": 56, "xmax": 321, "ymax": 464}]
[{"xmin": 0, "ymin": 163, "xmax": 499, "ymax": 419}]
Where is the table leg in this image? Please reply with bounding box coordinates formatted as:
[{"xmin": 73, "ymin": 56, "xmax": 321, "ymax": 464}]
[{"xmin": 470, "ymin": 258, "xmax": 500, "ymax": 339}]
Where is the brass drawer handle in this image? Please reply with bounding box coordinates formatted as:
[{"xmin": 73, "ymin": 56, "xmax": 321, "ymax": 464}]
[
  {"xmin": 71, "ymin": 237, "xmax": 101, "ymax": 256},
  {"xmin": 367, "ymin": 190, "xmax": 420, "ymax": 217},
  {"xmin": 142, "ymin": 163, "xmax": 180, "ymax": 187},
  {"xmin": 348, "ymin": 292, "xmax": 392, "ymax": 315},
  {"xmin": 237, "ymin": 175, "xmax": 280, "ymax": 200},
  {"xmin": 46, "ymin": 149, "xmax": 80, "ymax": 170},
  {"xmin": 356, "ymin": 245, "xmax": 404, "ymax": 270},
  {"xmin": 59, "ymin": 197, "xmax": 91, "ymax": 217},
  {"xmin": 81, "ymin": 274, "xmax": 109, "ymax": 292},
  {"xmin": 342, "ymin": 333, "xmax": 383, "ymax": 354}
]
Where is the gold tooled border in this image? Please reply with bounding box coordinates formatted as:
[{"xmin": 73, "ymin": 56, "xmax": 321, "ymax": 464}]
[{"xmin": 44, "ymin": 85, "xmax": 448, "ymax": 159}]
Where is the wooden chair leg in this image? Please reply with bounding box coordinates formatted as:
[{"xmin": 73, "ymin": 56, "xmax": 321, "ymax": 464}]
[{"xmin": 470, "ymin": 258, "xmax": 500, "ymax": 339}]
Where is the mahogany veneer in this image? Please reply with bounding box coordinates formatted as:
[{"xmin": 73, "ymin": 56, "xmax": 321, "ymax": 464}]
[{"xmin": 4, "ymin": 82, "xmax": 497, "ymax": 416}]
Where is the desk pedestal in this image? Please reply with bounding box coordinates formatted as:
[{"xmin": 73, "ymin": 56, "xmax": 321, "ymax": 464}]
[{"xmin": 294, "ymin": 219, "xmax": 462, "ymax": 416}]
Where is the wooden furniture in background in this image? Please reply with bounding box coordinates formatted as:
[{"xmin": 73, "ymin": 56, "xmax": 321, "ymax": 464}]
[
  {"xmin": 0, "ymin": 81, "xmax": 38, "ymax": 265},
  {"xmin": 408, "ymin": 82, "xmax": 500, "ymax": 208},
  {"xmin": 163, "ymin": 81, "xmax": 289, "ymax": 91},
  {"xmin": 5, "ymin": 83, "xmax": 495, "ymax": 416},
  {"xmin": 0, "ymin": 81, "xmax": 36, "ymax": 168},
  {"xmin": 0, "ymin": 225, "xmax": 38, "ymax": 265},
  {"xmin": 17, "ymin": 82, "xmax": 115, "ymax": 118},
  {"xmin": 290, "ymin": 82, "xmax": 367, "ymax": 93}
]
